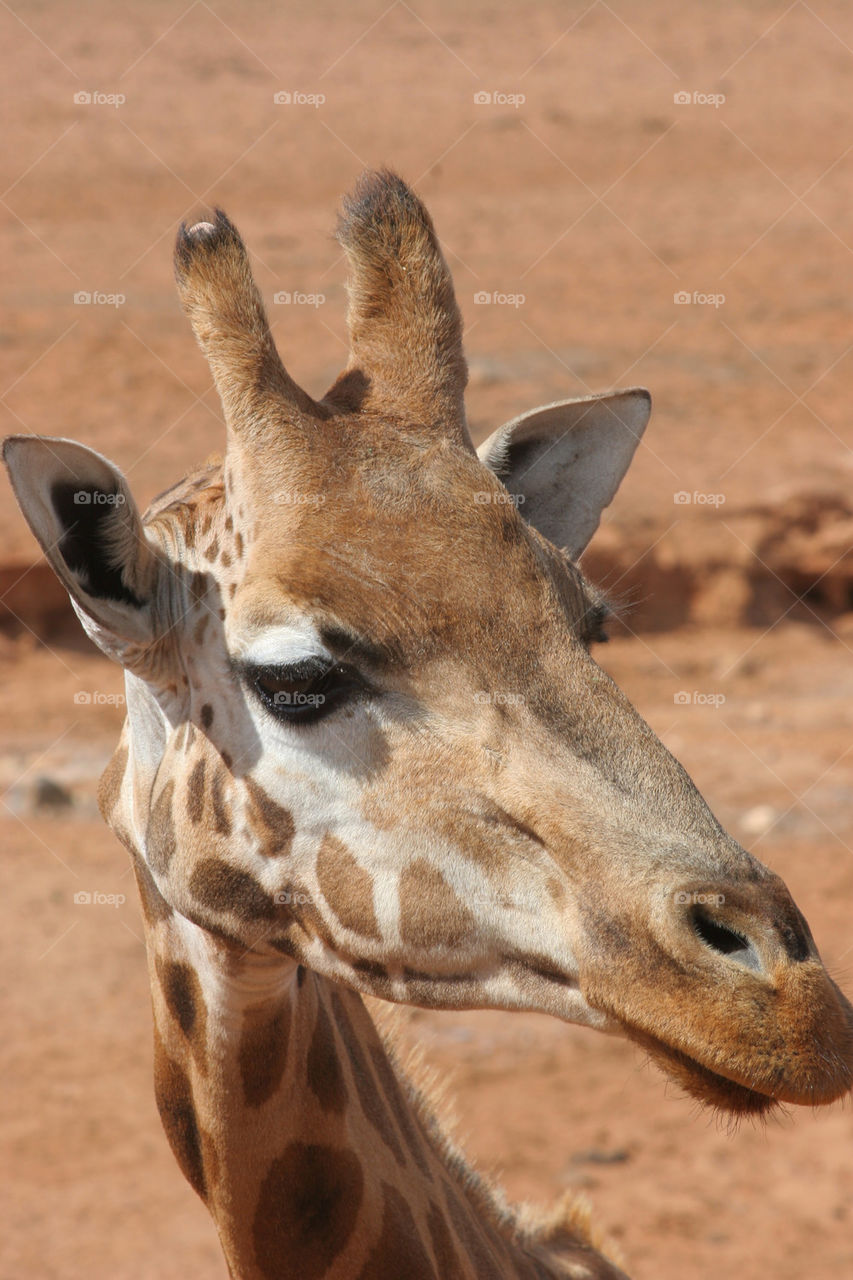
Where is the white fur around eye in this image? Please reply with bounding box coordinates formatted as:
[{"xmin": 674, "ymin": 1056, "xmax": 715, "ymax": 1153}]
[{"xmin": 231, "ymin": 620, "xmax": 331, "ymax": 668}]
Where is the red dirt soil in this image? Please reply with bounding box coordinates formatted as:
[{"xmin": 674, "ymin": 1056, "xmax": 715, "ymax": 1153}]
[{"xmin": 3, "ymin": 3, "xmax": 853, "ymax": 1278}]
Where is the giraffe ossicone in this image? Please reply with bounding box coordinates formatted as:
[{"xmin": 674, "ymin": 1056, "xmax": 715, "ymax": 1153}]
[{"xmin": 5, "ymin": 169, "xmax": 852, "ymax": 1279}]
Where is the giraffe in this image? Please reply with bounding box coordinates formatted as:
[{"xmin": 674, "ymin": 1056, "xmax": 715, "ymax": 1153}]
[{"xmin": 4, "ymin": 170, "xmax": 853, "ymax": 1280}]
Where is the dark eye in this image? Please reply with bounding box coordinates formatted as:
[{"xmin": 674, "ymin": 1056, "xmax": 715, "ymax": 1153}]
[{"xmin": 247, "ymin": 657, "xmax": 366, "ymax": 724}]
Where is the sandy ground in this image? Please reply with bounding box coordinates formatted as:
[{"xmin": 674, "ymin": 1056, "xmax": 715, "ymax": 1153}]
[{"xmin": 2, "ymin": 2, "xmax": 853, "ymax": 1278}]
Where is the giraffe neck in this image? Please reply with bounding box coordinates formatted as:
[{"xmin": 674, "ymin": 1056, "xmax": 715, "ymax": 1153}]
[{"xmin": 136, "ymin": 856, "xmax": 563, "ymax": 1280}]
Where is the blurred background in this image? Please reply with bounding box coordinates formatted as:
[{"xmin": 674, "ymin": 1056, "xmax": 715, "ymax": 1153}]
[{"xmin": 2, "ymin": 2, "xmax": 853, "ymax": 1277}]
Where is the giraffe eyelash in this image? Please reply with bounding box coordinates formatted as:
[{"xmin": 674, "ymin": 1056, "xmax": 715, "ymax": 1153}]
[{"xmin": 239, "ymin": 657, "xmax": 371, "ymax": 725}]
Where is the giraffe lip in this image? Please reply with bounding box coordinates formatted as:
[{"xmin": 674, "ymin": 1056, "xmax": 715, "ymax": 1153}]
[{"xmin": 620, "ymin": 1023, "xmax": 777, "ymax": 1115}]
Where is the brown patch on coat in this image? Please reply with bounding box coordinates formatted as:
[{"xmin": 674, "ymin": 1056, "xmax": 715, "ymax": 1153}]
[
  {"xmin": 210, "ymin": 763, "xmax": 232, "ymax": 835},
  {"xmin": 189, "ymin": 857, "xmax": 276, "ymax": 920},
  {"xmin": 239, "ymin": 1002, "xmax": 290, "ymax": 1108},
  {"xmin": 132, "ymin": 854, "xmax": 173, "ymax": 925},
  {"xmin": 153, "ymin": 1030, "xmax": 208, "ymax": 1201},
  {"xmin": 306, "ymin": 997, "xmax": 347, "ymax": 1114},
  {"xmin": 156, "ymin": 956, "xmax": 207, "ymax": 1070},
  {"xmin": 97, "ymin": 743, "xmax": 128, "ymax": 822},
  {"xmin": 316, "ymin": 835, "xmax": 380, "ymax": 940},
  {"xmin": 398, "ymin": 859, "xmax": 476, "ymax": 950},
  {"xmin": 147, "ymin": 779, "xmax": 177, "ymax": 873},
  {"xmin": 330, "ymin": 991, "xmax": 406, "ymax": 1168},
  {"xmin": 186, "ymin": 757, "xmax": 206, "ymax": 825},
  {"xmin": 253, "ymin": 1141, "xmax": 363, "ymax": 1280},
  {"xmin": 244, "ymin": 777, "xmax": 295, "ymax": 858},
  {"xmin": 444, "ymin": 1188, "xmax": 505, "ymax": 1277},
  {"xmin": 426, "ymin": 1198, "xmax": 465, "ymax": 1278},
  {"xmin": 358, "ymin": 1182, "xmax": 437, "ymax": 1279},
  {"xmin": 369, "ymin": 1044, "xmax": 432, "ymax": 1179}
]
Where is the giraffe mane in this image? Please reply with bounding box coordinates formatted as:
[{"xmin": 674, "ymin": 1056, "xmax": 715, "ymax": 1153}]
[{"xmin": 368, "ymin": 998, "xmax": 625, "ymax": 1274}]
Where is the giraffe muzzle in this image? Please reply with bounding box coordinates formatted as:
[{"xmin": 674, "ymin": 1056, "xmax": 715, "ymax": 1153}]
[{"xmin": 578, "ymin": 872, "xmax": 853, "ymax": 1114}]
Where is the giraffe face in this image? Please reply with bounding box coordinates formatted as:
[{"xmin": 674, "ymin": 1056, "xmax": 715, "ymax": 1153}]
[
  {"xmin": 123, "ymin": 422, "xmax": 628, "ymax": 994},
  {"xmin": 5, "ymin": 172, "xmax": 852, "ymax": 1123},
  {"xmin": 86, "ymin": 418, "xmax": 850, "ymax": 1123}
]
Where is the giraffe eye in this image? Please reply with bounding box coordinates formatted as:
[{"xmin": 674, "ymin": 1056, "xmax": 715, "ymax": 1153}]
[{"xmin": 247, "ymin": 657, "xmax": 367, "ymax": 724}]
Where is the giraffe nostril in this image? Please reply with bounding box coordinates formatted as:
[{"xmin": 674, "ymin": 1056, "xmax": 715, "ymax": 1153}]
[{"xmin": 691, "ymin": 907, "xmax": 762, "ymax": 972}]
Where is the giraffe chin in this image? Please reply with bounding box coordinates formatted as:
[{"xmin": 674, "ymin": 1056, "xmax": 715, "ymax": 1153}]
[{"xmin": 622, "ymin": 1026, "xmax": 780, "ymax": 1117}]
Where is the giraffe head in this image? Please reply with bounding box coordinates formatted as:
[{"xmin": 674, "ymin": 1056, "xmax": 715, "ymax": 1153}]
[{"xmin": 6, "ymin": 171, "xmax": 852, "ymax": 1119}]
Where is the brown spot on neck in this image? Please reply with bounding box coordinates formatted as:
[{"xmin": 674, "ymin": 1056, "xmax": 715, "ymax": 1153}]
[
  {"xmin": 331, "ymin": 991, "xmax": 407, "ymax": 1169},
  {"xmin": 239, "ymin": 1001, "xmax": 290, "ymax": 1108},
  {"xmin": 444, "ymin": 1186, "xmax": 505, "ymax": 1276},
  {"xmin": 307, "ymin": 997, "xmax": 347, "ymax": 1115},
  {"xmin": 368, "ymin": 1043, "xmax": 433, "ymax": 1181},
  {"xmin": 156, "ymin": 957, "xmax": 208, "ymax": 1072},
  {"xmin": 426, "ymin": 1199, "xmax": 465, "ymax": 1278},
  {"xmin": 253, "ymin": 1142, "xmax": 363, "ymax": 1280},
  {"xmin": 358, "ymin": 1181, "xmax": 437, "ymax": 1278},
  {"xmin": 153, "ymin": 1029, "xmax": 208, "ymax": 1202}
]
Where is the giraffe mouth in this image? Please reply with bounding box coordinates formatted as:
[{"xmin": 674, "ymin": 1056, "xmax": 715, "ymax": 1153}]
[{"xmin": 621, "ymin": 1024, "xmax": 778, "ymax": 1116}]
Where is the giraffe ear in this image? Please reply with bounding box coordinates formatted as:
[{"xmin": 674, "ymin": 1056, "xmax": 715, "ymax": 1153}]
[
  {"xmin": 477, "ymin": 388, "xmax": 651, "ymax": 559},
  {"xmin": 3, "ymin": 436, "xmax": 158, "ymax": 655}
]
